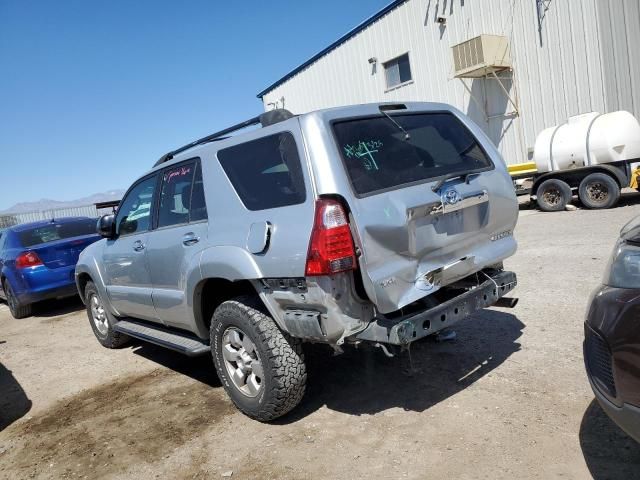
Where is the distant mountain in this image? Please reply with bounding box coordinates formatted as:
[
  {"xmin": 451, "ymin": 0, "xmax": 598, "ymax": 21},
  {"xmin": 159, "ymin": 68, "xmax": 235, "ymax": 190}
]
[{"xmin": 0, "ymin": 190, "xmax": 125, "ymax": 214}]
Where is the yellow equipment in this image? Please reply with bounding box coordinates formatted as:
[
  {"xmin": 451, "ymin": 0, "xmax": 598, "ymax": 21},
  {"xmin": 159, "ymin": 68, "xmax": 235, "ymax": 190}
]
[{"xmin": 507, "ymin": 162, "xmax": 537, "ymax": 178}]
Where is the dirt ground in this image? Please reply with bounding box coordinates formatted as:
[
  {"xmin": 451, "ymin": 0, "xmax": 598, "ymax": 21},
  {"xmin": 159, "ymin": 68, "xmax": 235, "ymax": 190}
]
[{"xmin": 2, "ymin": 194, "xmax": 640, "ymax": 479}]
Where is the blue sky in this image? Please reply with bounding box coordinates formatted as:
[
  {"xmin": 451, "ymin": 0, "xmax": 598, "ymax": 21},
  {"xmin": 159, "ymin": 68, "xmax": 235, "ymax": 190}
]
[{"xmin": 0, "ymin": 0, "xmax": 391, "ymax": 210}]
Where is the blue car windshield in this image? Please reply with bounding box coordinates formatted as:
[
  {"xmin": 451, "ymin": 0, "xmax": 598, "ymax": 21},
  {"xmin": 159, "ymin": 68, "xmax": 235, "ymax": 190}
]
[{"xmin": 18, "ymin": 219, "xmax": 97, "ymax": 247}]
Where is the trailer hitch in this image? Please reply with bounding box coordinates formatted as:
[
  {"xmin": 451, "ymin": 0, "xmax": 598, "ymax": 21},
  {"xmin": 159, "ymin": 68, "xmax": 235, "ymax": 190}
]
[{"xmin": 494, "ymin": 297, "xmax": 519, "ymax": 308}]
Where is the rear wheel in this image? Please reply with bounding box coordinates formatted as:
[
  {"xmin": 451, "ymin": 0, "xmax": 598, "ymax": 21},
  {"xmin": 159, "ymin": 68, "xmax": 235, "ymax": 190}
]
[
  {"xmin": 3, "ymin": 281, "xmax": 32, "ymax": 319},
  {"xmin": 85, "ymin": 281, "xmax": 129, "ymax": 348},
  {"xmin": 578, "ymin": 173, "xmax": 620, "ymax": 209},
  {"xmin": 536, "ymin": 178, "xmax": 573, "ymax": 212},
  {"xmin": 211, "ymin": 296, "xmax": 307, "ymax": 421}
]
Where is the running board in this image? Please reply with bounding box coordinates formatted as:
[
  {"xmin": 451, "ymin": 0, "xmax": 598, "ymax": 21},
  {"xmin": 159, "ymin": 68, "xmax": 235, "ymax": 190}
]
[{"xmin": 114, "ymin": 319, "xmax": 210, "ymax": 357}]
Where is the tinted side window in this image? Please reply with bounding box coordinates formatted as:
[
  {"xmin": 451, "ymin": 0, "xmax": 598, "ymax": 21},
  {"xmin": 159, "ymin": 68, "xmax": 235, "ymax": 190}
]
[
  {"xmin": 189, "ymin": 163, "xmax": 208, "ymax": 222},
  {"xmin": 116, "ymin": 176, "xmax": 157, "ymax": 236},
  {"xmin": 158, "ymin": 163, "xmax": 195, "ymax": 228},
  {"xmin": 217, "ymin": 132, "xmax": 305, "ymax": 211}
]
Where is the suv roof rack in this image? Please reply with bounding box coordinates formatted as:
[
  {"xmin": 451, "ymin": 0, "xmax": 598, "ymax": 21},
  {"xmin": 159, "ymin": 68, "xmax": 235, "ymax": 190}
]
[{"xmin": 153, "ymin": 109, "xmax": 296, "ymax": 167}]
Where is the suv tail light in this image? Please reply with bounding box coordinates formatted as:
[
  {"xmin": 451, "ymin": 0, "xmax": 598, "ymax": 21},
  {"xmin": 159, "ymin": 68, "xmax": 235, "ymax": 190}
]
[
  {"xmin": 15, "ymin": 251, "xmax": 43, "ymax": 269},
  {"xmin": 305, "ymin": 198, "xmax": 357, "ymax": 276}
]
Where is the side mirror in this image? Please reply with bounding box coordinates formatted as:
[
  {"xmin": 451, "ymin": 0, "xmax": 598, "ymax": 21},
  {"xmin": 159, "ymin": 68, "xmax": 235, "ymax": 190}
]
[{"xmin": 97, "ymin": 214, "xmax": 116, "ymax": 239}]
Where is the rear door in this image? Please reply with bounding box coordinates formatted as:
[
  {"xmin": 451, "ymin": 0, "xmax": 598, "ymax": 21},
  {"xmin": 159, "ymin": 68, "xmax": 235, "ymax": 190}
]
[
  {"xmin": 102, "ymin": 174, "xmax": 158, "ymax": 321},
  {"xmin": 146, "ymin": 159, "xmax": 208, "ymax": 329},
  {"xmin": 213, "ymin": 129, "xmax": 315, "ymax": 278},
  {"xmin": 330, "ymin": 111, "xmax": 517, "ymax": 313}
]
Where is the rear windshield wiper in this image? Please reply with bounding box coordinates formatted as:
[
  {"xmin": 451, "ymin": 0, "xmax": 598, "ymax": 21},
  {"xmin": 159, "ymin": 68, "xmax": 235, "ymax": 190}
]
[
  {"xmin": 431, "ymin": 172, "xmax": 481, "ymax": 192},
  {"xmin": 379, "ymin": 109, "xmax": 411, "ymax": 141}
]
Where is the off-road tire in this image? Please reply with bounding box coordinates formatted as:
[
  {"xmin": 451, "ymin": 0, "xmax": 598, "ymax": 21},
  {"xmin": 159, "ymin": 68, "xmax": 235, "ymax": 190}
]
[
  {"xmin": 536, "ymin": 178, "xmax": 572, "ymax": 212},
  {"xmin": 211, "ymin": 295, "xmax": 307, "ymax": 422},
  {"xmin": 85, "ymin": 281, "xmax": 129, "ymax": 348},
  {"xmin": 578, "ymin": 173, "xmax": 620, "ymax": 209},
  {"xmin": 3, "ymin": 281, "xmax": 32, "ymax": 319}
]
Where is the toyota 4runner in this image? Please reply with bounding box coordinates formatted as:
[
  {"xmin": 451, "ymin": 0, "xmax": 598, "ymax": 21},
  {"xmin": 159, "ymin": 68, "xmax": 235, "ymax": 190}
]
[{"xmin": 76, "ymin": 102, "xmax": 518, "ymax": 421}]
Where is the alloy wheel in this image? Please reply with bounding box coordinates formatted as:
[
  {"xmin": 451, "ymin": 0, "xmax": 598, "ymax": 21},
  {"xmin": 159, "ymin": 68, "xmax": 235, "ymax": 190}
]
[
  {"xmin": 221, "ymin": 327, "xmax": 264, "ymax": 397},
  {"xmin": 90, "ymin": 293, "xmax": 109, "ymax": 335}
]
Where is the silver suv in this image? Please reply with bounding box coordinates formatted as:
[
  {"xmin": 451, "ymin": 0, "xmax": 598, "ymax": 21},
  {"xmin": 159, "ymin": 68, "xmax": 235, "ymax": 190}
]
[{"xmin": 76, "ymin": 102, "xmax": 518, "ymax": 421}]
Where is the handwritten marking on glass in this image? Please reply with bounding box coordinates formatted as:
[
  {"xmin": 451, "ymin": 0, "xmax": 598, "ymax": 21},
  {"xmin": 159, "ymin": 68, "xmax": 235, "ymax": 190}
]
[
  {"xmin": 343, "ymin": 140, "xmax": 383, "ymax": 171},
  {"xmin": 165, "ymin": 166, "xmax": 192, "ymax": 183}
]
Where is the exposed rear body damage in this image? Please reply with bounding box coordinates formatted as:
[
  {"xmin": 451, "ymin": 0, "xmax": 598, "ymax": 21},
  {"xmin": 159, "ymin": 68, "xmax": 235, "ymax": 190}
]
[{"xmin": 77, "ymin": 102, "xmax": 518, "ymax": 420}]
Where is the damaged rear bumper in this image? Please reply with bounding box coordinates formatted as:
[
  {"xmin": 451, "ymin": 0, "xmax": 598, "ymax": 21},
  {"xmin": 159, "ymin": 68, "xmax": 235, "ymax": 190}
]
[{"xmin": 353, "ymin": 270, "xmax": 517, "ymax": 345}]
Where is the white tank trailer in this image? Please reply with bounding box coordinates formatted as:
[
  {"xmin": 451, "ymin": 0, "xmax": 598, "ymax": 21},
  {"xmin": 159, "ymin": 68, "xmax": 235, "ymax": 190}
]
[{"xmin": 530, "ymin": 110, "xmax": 640, "ymax": 211}]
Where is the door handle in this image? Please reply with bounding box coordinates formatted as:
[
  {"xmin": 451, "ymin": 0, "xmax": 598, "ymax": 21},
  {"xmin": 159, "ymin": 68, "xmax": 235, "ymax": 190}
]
[
  {"xmin": 132, "ymin": 240, "xmax": 145, "ymax": 252},
  {"xmin": 182, "ymin": 233, "xmax": 200, "ymax": 246}
]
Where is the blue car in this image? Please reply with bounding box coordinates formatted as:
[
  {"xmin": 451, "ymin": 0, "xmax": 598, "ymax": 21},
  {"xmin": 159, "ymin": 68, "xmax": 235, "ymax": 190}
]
[{"xmin": 0, "ymin": 217, "xmax": 100, "ymax": 318}]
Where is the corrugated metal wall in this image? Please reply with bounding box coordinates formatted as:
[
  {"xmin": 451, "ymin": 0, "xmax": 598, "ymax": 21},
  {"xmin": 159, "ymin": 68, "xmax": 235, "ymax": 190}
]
[
  {"xmin": 596, "ymin": 0, "xmax": 640, "ymax": 118},
  {"xmin": 261, "ymin": 0, "xmax": 638, "ymax": 166}
]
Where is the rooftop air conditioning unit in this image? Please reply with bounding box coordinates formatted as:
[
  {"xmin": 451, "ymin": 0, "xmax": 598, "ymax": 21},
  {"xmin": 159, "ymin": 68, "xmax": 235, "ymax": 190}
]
[{"xmin": 452, "ymin": 34, "xmax": 511, "ymax": 78}]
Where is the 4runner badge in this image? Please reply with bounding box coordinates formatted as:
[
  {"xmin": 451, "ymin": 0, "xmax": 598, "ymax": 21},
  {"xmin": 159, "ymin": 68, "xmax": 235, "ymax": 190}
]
[{"xmin": 443, "ymin": 189, "xmax": 460, "ymax": 205}]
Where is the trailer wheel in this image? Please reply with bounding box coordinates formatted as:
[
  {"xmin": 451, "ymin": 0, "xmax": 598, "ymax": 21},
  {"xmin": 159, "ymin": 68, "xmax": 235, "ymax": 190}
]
[
  {"xmin": 578, "ymin": 173, "xmax": 620, "ymax": 209},
  {"xmin": 536, "ymin": 179, "xmax": 572, "ymax": 212}
]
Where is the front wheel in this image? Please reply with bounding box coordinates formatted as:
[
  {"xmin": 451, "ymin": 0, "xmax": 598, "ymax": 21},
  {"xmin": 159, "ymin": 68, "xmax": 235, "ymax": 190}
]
[
  {"xmin": 211, "ymin": 296, "xmax": 307, "ymax": 422},
  {"xmin": 578, "ymin": 173, "xmax": 620, "ymax": 209},
  {"xmin": 85, "ymin": 281, "xmax": 129, "ymax": 348}
]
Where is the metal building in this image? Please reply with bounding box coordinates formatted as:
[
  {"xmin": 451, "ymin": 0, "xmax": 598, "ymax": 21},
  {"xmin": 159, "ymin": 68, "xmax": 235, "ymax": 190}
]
[{"xmin": 257, "ymin": 0, "xmax": 640, "ymax": 165}]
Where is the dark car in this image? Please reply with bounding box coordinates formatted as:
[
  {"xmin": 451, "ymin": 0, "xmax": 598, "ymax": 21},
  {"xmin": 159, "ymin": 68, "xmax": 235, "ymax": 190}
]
[
  {"xmin": 584, "ymin": 215, "xmax": 640, "ymax": 442},
  {"xmin": 0, "ymin": 217, "xmax": 100, "ymax": 319}
]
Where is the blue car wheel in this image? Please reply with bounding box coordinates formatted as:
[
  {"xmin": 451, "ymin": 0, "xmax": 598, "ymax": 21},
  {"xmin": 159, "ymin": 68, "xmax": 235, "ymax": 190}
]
[{"xmin": 4, "ymin": 281, "xmax": 32, "ymax": 319}]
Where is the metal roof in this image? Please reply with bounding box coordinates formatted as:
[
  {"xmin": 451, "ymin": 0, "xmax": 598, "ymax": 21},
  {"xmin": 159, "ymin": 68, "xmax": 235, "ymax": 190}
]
[{"xmin": 256, "ymin": 0, "xmax": 408, "ymax": 99}]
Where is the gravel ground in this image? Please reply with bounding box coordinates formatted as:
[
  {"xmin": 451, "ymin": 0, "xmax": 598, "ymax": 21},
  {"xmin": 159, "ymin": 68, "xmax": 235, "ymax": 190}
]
[{"xmin": 2, "ymin": 193, "xmax": 640, "ymax": 479}]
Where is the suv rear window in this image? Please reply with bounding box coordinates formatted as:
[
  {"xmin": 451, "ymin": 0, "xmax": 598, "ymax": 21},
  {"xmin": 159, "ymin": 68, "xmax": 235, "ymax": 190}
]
[
  {"xmin": 217, "ymin": 132, "xmax": 306, "ymax": 211},
  {"xmin": 332, "ymin": 112, "xmax": 493, "ymax": 196},
  {"xmin": 18, "ymin": 219, "xmax": 96, "ymax": 247}
]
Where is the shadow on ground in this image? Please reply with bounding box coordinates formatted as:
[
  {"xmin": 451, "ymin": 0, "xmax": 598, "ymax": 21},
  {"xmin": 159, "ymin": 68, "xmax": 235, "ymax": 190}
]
[
  {"xmin": 0, "ymin": 296, "xmax": 83, "ymax": 320},
  {"xmin": 132, "ymin": 342, "xmax": 222, "ymax": 388},
  {"xmin": 32, "ymin": 296, "xmax": 84, "ymax": 319},
  {"xmin": 517, "ymin": 195, "xmax": 534, "ymax": 210},
  {"xmin": 121, "ymin": 309, "xmax": 523, "ymax": 423},
  {"xmin": 283, "ymin": 309, "xmax": 524, "ymax": 422},
  {"xmin": 0, "ymin": 362, "xmax": 32, "ymax": 432},
  {"xmin": 579, "ymin": 399, "xmax": 640, "ymax": 480},
  {"xmin": 617, "ymin": 190, "xmax": 640, "ymax": 208}
]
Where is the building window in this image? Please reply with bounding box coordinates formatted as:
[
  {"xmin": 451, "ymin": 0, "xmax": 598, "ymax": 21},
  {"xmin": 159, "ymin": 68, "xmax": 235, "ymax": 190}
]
[{"xmin": 384, "ymin": 53, "xmax": 412, "ymax": 89}]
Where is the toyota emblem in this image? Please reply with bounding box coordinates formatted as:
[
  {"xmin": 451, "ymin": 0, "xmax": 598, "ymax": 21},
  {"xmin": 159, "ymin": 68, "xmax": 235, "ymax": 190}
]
[{"xmin": 443, "ymin": 189, "xmax": 460, "ymax": 205}]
